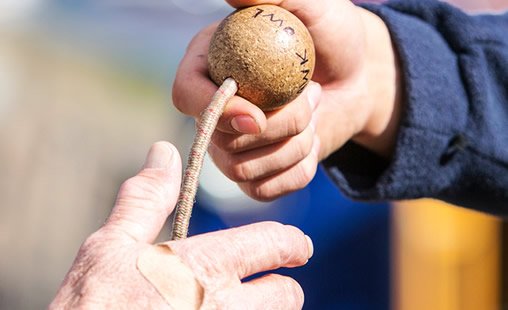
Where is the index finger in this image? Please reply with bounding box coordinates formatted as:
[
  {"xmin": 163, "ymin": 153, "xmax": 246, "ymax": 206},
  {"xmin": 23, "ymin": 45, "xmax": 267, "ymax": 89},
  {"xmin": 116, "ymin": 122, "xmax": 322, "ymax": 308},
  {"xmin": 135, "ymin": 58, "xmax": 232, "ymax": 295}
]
[
  {"xmin": 166, "ymin": 221, "xmax": 313, "ymax": 280},
  {"xmin": 172, "ymin": 23, "xmax": 267, "ymax": 134}
]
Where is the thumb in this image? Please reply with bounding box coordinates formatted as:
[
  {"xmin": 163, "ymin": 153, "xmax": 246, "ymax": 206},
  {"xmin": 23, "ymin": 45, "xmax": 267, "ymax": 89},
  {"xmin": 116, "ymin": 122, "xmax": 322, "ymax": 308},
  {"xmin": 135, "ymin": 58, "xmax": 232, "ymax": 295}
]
[{"xmin": 103, "ymin": 141, "xmax": 182, "ymax": 243}]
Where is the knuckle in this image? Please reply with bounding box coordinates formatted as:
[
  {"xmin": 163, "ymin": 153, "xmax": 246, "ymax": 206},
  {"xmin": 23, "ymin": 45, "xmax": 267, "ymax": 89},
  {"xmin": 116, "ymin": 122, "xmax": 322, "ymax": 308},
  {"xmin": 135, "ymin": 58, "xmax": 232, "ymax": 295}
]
[
  {"xmin": 275, "ymin": 229, "xmax": 300, "ymax": 263},
  {"xmin": 81, "ymin": 232, "xmax": 99, "ymax": 250},
  {"xmin": 286, "ymin": 106, "xmax": 310, "ymax": 137},
  {"xmin": 258, "ymin": 222, "xmax": 300, "ymax": 259},
  {"xmin": 240, "ymin": 183, "xmax": 261, "ymax": 201},
  {"xmin": 118, "ymin": 176, "xmax": 145, "ymax": 198},
  {"xmin": 118, "ymin": 174, "xmax": 165, "ymax": 205},
  {"xmin": 290, "ymin": 177, "xmax": 310, "ymax": 195},
  {"xmin": 293, "ymin": 130, "xmax": 314, "ymax": 161},
  {"xmin": 210, "ymin": 144, "xmax": 253, "ymax": 183},
  {"xmin": 241, "ymin": 180, "xmax": 289, "ymax": 202},
  {"xmin": 80, "ymin": 230, "xmax": 107, "ymax": 256},
  {"xmin": 298, "ymin": 159, "xmax": 318, "ymax": 186},
  {"xmin": 292, "ymin": 142, "xmax": 308, "ymax": 164},
  {"xmin": 280, "ymin": 225, "xmax": 308, "ymax": 265},
  {"xmin": 229, "ymin": 160, "xmax": 252, "ymax": 182},
  {"xmin": 212, "ymin": 150, "xmax": 251, "ymax": 182},
  {"xmin": 198, "ymin": 253, "xmax": 224, "ymax": 279},
  {"xmin": 249, "ymin": 178, "xmax": 294, "ymax": 202},
  {"xmin": 117, "ymin": 177, "xmax": 140, "ymax": 197},
  {"xmin": 251, "ymin": 183, "xmax": 278, "ymax": 202},
  {"xmin": 226, "ymin": 138, "xmax": 244, "ymax": 153}
]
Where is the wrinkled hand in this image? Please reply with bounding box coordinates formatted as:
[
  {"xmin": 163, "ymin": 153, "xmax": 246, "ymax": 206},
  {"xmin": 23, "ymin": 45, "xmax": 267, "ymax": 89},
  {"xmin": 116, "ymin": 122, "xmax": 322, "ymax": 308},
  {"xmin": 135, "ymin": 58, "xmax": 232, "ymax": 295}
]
[
  {"xmin": 50, "ymin": 142, "xmax": 313, "ymax": 309},
  {"xmin": 173, "ymin": 0, "xmax": 401, "ymax": 201}
]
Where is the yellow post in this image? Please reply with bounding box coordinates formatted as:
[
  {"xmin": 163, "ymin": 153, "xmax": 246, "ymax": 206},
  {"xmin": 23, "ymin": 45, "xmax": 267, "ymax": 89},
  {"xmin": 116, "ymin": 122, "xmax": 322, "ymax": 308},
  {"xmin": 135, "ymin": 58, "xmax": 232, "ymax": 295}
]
[{"xmin": 392, "ymin": 199, "xmax": 500, "ymax": 310}]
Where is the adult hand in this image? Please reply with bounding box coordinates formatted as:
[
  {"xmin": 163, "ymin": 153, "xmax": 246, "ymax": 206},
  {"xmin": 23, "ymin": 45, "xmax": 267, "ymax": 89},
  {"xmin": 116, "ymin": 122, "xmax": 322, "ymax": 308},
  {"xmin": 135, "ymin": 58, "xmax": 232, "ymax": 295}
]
[
  {"xmin": 50, "ymin": 142, "xmax": 313, "ymax": 309},
  {"xmin": 172, "ymin": 0, "xmax": 402, "ymax": 201}
]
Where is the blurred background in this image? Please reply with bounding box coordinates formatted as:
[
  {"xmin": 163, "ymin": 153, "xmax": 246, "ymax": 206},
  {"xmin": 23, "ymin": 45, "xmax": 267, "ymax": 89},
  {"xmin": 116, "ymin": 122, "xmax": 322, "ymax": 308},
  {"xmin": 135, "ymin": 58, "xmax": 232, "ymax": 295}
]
[{"xmin": 0, "ymin": 0, "xmax": 506, "ymax": 309}]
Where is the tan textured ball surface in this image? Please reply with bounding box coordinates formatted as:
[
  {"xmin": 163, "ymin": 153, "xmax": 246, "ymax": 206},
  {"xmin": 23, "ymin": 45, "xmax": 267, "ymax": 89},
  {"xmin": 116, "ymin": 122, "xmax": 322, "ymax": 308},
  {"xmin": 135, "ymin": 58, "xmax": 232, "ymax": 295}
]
[{"xmin": 208, "ymin": 5, "xmax": 315, "ymax": 111}]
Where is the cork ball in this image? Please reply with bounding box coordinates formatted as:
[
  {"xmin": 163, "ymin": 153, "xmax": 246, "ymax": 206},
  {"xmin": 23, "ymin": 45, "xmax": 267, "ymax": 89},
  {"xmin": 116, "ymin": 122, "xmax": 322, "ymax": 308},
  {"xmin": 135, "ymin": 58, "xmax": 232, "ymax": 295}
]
[{"xmin": 208, "ymin": 5, "xmax": 315, "ymax": 111}]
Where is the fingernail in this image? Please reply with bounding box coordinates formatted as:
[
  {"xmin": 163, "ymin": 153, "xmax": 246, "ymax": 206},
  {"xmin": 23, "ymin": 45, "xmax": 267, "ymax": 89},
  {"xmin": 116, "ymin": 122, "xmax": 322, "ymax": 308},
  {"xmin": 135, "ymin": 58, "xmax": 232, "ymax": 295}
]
[
  {"xmin": 305, "ymin": 235, "xmax": 314, "ymax": 259},
  {"xmin": 231, "ymin": 115, "xmax": 260, "ymax": 134},
  {"xmin": 144, "ymin": 142, "xmax": 175, "ymax": 169},
  {"xmin": 307, "ymin": 83, "xmax": 321, "ymax": 111}
]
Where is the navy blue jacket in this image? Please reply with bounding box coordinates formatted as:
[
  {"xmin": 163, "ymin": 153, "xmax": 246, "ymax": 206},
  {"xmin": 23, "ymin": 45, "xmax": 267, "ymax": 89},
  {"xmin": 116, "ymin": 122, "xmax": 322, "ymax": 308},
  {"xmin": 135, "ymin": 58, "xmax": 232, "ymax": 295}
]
[{"xmin": 323, "ymin": 0, "xmax": 508, "ymax": 214}]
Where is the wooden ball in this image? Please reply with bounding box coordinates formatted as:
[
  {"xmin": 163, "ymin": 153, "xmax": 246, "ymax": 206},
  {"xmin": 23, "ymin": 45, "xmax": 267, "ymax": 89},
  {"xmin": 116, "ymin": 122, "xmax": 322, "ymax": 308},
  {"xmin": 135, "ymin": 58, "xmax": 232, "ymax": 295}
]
[{"xmin": 208, "ymin": 5, "xmax": 315, "ymax": 111}]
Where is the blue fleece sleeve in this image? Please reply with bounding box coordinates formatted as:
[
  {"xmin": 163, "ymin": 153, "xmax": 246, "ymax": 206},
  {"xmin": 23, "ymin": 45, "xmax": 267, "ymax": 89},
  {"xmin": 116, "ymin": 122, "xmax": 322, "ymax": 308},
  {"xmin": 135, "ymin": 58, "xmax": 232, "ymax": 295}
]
[{"xmin": 323, "ymin": 0, "xmax": 508, "ymax": 214}]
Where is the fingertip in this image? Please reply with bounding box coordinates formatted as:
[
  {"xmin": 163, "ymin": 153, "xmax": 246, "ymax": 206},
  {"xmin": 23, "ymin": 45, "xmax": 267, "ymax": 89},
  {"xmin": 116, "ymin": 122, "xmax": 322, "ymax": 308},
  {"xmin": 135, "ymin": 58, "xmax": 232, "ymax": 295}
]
[
  {"xmin": 231, "ymin": 115, "xmax": 261, "ymax": 135},
  {"xmin": 144, "ymin": 141, "xmax": 181, "ymax": 171},
  {"xmin": 304, "ymin": 235, "xmax": 314, "ymax": 260},
  {"xmin": 282, "ymin": 224, "xmax": 314, "ymax": 265},
  {"xmin": 218, "ymin": 96, "xmax": 267, "ymax": 134}
]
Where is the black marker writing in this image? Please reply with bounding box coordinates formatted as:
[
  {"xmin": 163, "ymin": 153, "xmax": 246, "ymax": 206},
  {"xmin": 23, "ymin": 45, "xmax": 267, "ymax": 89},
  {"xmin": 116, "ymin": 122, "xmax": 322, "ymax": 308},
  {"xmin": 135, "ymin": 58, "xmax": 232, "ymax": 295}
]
[
  {"xmin": 297, "ymin": 49, "xmax": 311, "ymax": 94},
  {"xmin": 254, "ymin": 8, "xmax": 264, "ymax": 18},
  {"xmin": 253, "ymin": 8, "xmax": 286, "ymax": 28},
  {"xmin": 296, "ymin": 50, "xmax": 309, "ymax": 66}
]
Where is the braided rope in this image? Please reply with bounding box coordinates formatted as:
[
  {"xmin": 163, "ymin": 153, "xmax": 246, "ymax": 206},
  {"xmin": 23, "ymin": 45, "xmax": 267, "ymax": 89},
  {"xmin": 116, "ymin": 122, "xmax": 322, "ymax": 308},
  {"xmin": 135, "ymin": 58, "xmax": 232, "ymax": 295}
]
[{"xmin": 171, "ymin": 78, "xmax": 238, "ymax": 240}]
